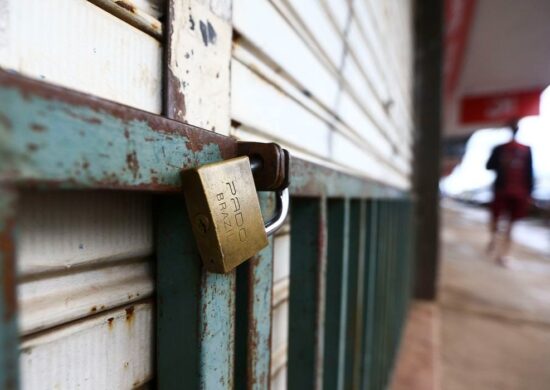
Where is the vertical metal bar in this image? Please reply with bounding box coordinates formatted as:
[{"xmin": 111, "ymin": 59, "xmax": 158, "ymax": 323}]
[
  {"xmin": 323, "ymin": 199, "xmax": 350, "ymax": 390},
  {"xmin": 346, "ymin": 200, "xmax": 366, "ymax": 390},
  {"xmin": 0, "ymin": 187, "xmax": 19, "ymax": 389},
  {"xmin": 376, "ymin": 200, "xmax": 389, "ymax": 390},
  {"xmin": 287, "ymin": 197, "xmax": 327, "ymax": 390},
  {"xmin": 200, "ymin": 274, "xmax": 236, "ymax": 388},
  {"xmin": 361, "ymin": 200, "xmax": 378, "ymax": 390},
  {"xmin": 246, "ymin": 240, "xmax": 273, "ymax": 390},
  {"xmin": 387, "ymin": 201, "xmax": 398, "ymax": 381},
  {"xmin": 235, "ymin": 193, "xmax": 274, "ymax": 390},
  {"xmin": 156, "ymin": 197, "xmax": 199, "ymax": 389},
  {"xmin": 156, "ymin": 198, "xmax": 235, "ymax": 390},
  {"xmin": 374, "ymin": 200, "xmax": 384, "ymax": 390},
  {"xmin": 388, "ymin": 202, "xmax": 395, "ymax": 374},
  {"xmin": 160, "ymin": 2, "xmax": 234, "ymax": 387}
]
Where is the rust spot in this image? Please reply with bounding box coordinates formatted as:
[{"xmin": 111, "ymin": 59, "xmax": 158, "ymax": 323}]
[
  {"xmin": 90, "ymin": 306, "xmax": 97, "ymax": 313},
  {"xmin": 107, "ymin": 317, "xmax": 114, "ymax": 329},
  {"xmin": 126, "ymin": 151, "xmax": 139, "ymax": 179},
  {"xmin": 62, "ymin": 108, "xmax": 102, "ymax": 125},
  {"xmin": 26, "ymin": 143, "xmax": 39, "ymax": 151},
  {"xmin": 125, "ymin": 306, "xmax": 135, "ymax": 322},
  {"xmin": 84, "ymin": 117, "xmax": 101, "ymax": 125},
  {"xmin": 124, "ymin": 128, "xmax": 130, "ymax": 139},
  {"xmin": 232, "ymin": 29, "xmax": 243, "ymax": 43},
  {"xmin": 0, "ymin": 69, "xmax": 239, "ymax": 191},
  {"xmin": 30, "ymin": 123, "xmax": 45, "ymax": 132},
  {"xmin": 82, "ymin": 161, "xmax": 90, "ymax": 170},
  {"xmin": 166, "ymin": 70, "xmax": 186, "ymax": 122},
  {"xmin": 115, "ymin": 0, "xmax": 135, "ymax": 13},
  {"xmin": 0, "ymin": 112, "xmax": 12, "ymax": 130}
]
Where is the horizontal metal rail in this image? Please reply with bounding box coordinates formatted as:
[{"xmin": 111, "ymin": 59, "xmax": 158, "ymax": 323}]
[{"xmin": 0, "ymin": 70, "xmax": 405, "ymax": 199}]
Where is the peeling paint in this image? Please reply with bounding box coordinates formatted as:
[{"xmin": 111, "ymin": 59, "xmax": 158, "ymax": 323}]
[{"xmin": 0, "ymin": 71, "xmax": 236, "ymax": 191}]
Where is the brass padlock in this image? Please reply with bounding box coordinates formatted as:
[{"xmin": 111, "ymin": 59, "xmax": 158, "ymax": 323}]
[{"xmin": 181, "ymin": 156, "xmax": 270, "ymax": 273}]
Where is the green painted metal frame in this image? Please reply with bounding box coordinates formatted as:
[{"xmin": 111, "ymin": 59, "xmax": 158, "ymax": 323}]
[
  {"xmin": 0, "ymin": 69, "xmax": 414, "ymax": 389},
  {"xmin": 0, "ymin": 188, "xmax": 19, "ymax": 390}
]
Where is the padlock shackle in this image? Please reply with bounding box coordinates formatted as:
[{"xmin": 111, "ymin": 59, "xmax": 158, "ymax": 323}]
[{"xmin": 265, "ymin": 188, "xmax": 289, "ymax": 236}]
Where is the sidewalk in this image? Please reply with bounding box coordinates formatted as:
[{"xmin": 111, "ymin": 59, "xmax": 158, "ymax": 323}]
[{"xmin": 393, "ymin": 200, "xmax": 550, "ymax": 390}]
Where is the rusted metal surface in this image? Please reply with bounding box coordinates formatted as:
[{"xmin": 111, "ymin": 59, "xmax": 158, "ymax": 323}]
[
  {"xmin": 87, "ymin": 0, "xmax": 163, "ymax": 40},
  {"xmin": 236, "ymin": 142, "xmax": 289, "ymax": 191},
  {"xmin": 158, "ymin": 2, "xmax": 235, "ymax": 387},
  {"xmin": 199, "ymin": 271, "xmax": 235, "ymax": 389},
  {"xmin": 0, "ymin": 70, "xmax": 236, "ymax": 191},
  {"xmin": 290, "ymin": 158, "xmax": 406, "ymax": 199},
  {"xmin": 0, "ymin": 187, "xmax": 19, "ymax": 389},
  {"xmin": 0, "ymin": 70, "xmax": 406, "ymax": 199},
  {"xmin": 247, "ymin": 193, "xmax": 274, "ymax": 389}
]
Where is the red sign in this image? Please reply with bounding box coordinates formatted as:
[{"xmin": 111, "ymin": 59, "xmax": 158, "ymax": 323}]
[
  {"xmin": 444, "ymin": 0, "xmax": 477, "ymax": 99},
  {"xmin": 460, "ymin": 89, "xmax": 542, "ymax": 124}
]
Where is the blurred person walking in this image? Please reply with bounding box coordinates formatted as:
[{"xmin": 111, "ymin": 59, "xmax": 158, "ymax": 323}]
[{"xmin": 486, "ymin": 120, "xmax": 534, "ymax": 266}]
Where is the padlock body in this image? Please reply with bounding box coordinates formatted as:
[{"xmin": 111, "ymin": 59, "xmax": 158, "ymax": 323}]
[{"xmin": 182, "ymin": 156, "xmax": 269, "ymax": 273}]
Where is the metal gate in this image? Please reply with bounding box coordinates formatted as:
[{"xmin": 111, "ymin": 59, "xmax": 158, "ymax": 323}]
[{"xmin": 1, "ymin": 68, "xmax": 413, "ymax": 389}]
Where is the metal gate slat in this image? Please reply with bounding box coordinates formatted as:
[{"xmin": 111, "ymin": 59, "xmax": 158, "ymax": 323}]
[
  {"xmin": 361, "ymin": 200, "xmax": 378, "ymax": 390},
  {"xmin": 288, "ymin": 197, "xmax": 327, "ymax": 390},
  {"xmin": 0, "ymin": 188, "xmax": 19, "ymax": 389},
  {"xmin": 156, "ymin": 196, "xmax": 201, "ymax": 389},
  {"xmin": 323, "ymin": 199, "xmax": 351, "ymax": 390},
  {"xmin": 345, "ymin": 200, "xmax": 366, "ymax": 390},
  {"xmin": 235, "ymin": 193, "xmax": 275, "ymax": 389}
]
